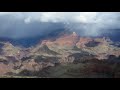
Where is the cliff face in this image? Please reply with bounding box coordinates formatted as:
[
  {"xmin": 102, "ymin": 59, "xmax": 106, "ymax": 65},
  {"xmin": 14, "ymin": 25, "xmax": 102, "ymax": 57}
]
[{"xmin": 40, "ymin": 32, "xmax": 80, "ymax": 50}]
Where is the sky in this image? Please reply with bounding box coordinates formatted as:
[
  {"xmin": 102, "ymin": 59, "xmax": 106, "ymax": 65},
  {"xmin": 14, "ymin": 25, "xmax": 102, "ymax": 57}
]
[{"xmin": 0, "ymin": 12, "xmax": 120, "ymax": 38}]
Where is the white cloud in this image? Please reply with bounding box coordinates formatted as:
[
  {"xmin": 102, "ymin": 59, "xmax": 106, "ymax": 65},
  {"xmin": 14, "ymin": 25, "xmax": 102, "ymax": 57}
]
[
  {"xmin": 0, "ymin": 12, "xmax": 105, "ymax": 24},
  {"xmin": 0, "ymin": 12, "xmax": 119, "ymax": 24},
  {"xmin": 24, "ymin": 16, "xmax": 32, "ymax": 24},
  {"xmin": 0, "ymin": 12, "xmax": 13, "ymax": 15},
  {"xmin": 74, "ymin": 12, "xmax": 97, "ymax": 23}
]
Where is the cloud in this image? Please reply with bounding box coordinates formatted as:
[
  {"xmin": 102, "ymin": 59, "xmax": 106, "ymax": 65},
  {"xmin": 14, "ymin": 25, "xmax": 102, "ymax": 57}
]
[
  {"xmin": 74, "ymin": 12, "xmax": 97, "ymax": 23},
  {"xmin": 0, "ymin": 12, "xmax": 13, "ymax": 15},
  {"xmin": 0, "ymin": 12, "xmax": 120, "ymax": 38},
  {"xmin": 0, "ymin": 12, "xmax": 119, "ymax": 23},
  {"xmin": 24, "ymin": 16, "xmax": 32, "ymax": 24}
]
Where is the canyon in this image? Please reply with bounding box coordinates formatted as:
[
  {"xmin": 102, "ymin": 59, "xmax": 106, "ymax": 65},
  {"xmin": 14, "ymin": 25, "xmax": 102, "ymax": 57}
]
[{"xmin": 0, "ymin": 32, "xmax": 120, "ymax": 78}]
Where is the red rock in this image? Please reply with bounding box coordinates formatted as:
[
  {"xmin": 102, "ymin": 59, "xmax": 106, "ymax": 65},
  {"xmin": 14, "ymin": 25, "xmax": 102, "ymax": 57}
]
[
  {"xmin": 41, "ymin": 32, "xmax": 79, "ymax": 48},
  {"xmin": 76, "ymin": 37, "xmax": 93, "ymax": 48}
]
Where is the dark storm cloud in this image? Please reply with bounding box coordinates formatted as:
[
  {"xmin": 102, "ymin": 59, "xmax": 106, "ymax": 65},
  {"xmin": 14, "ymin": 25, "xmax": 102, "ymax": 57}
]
[{"xmin": 0, "ymin": 13, "xmax": 64, "ymax": 38}]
